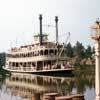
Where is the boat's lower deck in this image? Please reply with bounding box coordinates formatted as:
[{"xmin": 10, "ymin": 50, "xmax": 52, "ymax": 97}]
[{"xmin": 3, "ymin": 66, "xmax": 73, "ymax": 76}]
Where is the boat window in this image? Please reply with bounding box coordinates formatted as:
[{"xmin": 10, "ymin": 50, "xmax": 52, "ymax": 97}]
[
  {"xmin": 17, "ymin": 54, "xmax": 18, "ymax": 58},
  {"xmin": 23, "ymin": 78, "xmax": 27, "ymax": 83},
  {"xmin": 12, "ymin": 62, "xmax": 15, "ymax": 66},
  {"xmin": 16, "ymin": 63, "xmax": 18, "ymax": 67},
  {"xmin": 23, "ymin": 54, "xmax": 25, "ymax": 57},
  {"xmin": 23, "ymin": 62, "xmax": 27, "ymax": 67},
  {"xmin": 22, "ymin": 54, "xmax": 24, "ymax": 57},
  {"xmin": 44, "ymin": 50, "xmax": 48, "ymax": 55},
  {"xmin": 9, "ymin": 62, "xmax": 11, "ymax": 66},
  {"xmin": 20, "ymin": 63, "xmax": 22, "ymax": 65},
  {"xmin": 40, "ymin": 50, "xmax": 43, "ymax": 55},
  {"xmin": 28, "ymin": 53, "xmax": 30, "ymax": 57},
  {"xmin": 16, "ymin": 54, "xmax": 18, "ymax": 58},
  {"xmin": 49, "ymin": 49, "xmax": 54, "ymax": 55},
  {"xmin": 55, "ymin": 50, "xmax": 57, "ymax": 55},
  {"xmin": 30, "ymin": 52, "xmax": 32, "ymax": 57},
  {"xmin": 25, "ymin": 53, "xmax": 27, "ymax": 57},
  {"xmin": 32, "ymin": 52, "xmax": 34, "ymax": 57},
  {"xmin": 19, "ymin": 54, "xmax": 21, "ymax": 57},
  {"xmin": 34, "ymin": 51, "xmax": 38, "ymax": 56}
]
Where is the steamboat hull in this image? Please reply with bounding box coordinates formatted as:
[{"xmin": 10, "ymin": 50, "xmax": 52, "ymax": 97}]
[{"xmin": 3, "ymin": 67, "xmax": 73, "ymax": 76}]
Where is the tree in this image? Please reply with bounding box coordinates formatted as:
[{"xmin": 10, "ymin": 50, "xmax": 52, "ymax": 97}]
[
  {"xmin": 85, "ymin": 45, "xmax": 92, "ymax": 58},
  {"xmin": 0, "ymin": 52, "xmax": 6, "ymax": 68},
  {"xmin": 73, "ymin": 41, "xmax": 85, "ymax": 59},
  {"xmin": 66, "ymin": 42, "xmax": 73, "ymax": 57}
]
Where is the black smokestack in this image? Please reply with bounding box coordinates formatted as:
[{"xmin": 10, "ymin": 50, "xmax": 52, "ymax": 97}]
[
  {"xmin": 55, "ymin": 16, "xmax": 58, "ymax": 45},
  {"xmin": 39, "ymin": 14, "xmax": 43, "ymax": 45}
]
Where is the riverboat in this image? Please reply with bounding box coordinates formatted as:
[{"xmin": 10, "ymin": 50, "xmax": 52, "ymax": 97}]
[{"xmin": 3, "ymin": 15, "xmax": 73, "ymax": 75}]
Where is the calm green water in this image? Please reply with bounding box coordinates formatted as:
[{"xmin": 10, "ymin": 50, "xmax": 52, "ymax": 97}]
[{"xmin": 0, "ymin": 66, "xmax": 96, "ymax": 100}]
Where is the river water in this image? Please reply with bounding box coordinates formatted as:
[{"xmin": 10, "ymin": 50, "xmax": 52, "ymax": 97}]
[{"xmin": 0, "ymin": 67, "xmax": 96, "ymax": 100}]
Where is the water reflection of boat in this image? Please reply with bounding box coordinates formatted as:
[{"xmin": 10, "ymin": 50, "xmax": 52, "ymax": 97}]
[
  {"xmin": 5, "ymin": 73, "xmax": 74, "ymax": 100},
  {"xmin": 4, "ymin": 68, "xmax": 95, "ymax": 100},
  {"xmin": 3, "ymin": 15, "xmax": 73, "ymax": 75}
]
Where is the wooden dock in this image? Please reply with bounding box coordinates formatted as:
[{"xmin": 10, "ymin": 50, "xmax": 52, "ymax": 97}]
[{"xmin": 43, "ymin": 93, "xmax": 84, "ymax": 100}]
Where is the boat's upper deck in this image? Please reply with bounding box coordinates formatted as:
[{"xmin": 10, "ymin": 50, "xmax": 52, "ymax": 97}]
[
  {"xmin": 10, "ymin": 42, "xmax": 57, "ymax": 53},
  {"xmin": 10, "ymin": 33, "xmax": 58, "ymax": 53}
]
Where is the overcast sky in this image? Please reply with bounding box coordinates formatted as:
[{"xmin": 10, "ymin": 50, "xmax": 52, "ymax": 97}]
[{"xmin": 0, "ymin": 0, "xmax": 100, "ymax": 52}]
